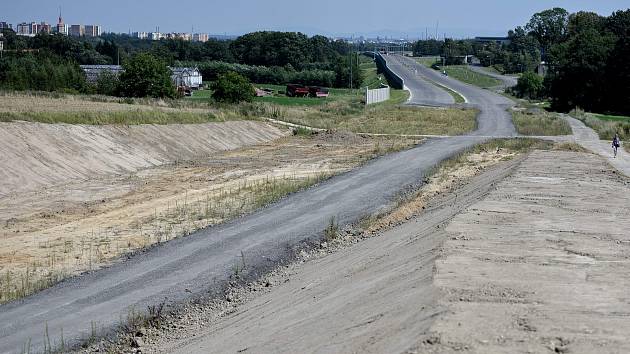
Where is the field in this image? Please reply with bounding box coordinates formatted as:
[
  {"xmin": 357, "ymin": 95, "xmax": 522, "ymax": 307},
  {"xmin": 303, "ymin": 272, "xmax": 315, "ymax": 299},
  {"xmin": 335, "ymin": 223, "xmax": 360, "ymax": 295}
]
[
  {"xmin": 0, "ymin": 55, "xmax": 479, "ymax": 304},
  {"xmin": 415, "ymin": 56, "xmax": 440, "ymax": 67},
  {"xmin": 0, "ymin": 121, "xmax": 417, "ymax": 303},
  {"xmin": 278, "ymin": 102, "xmax": 476, "ymax": 136},
  {"xmin": 442, "ymin": 65, "xmax": 502, "ymax": 88},
  {"xmin": 512, "ymin": 109, "xmax": 572, "ymax": 136}
]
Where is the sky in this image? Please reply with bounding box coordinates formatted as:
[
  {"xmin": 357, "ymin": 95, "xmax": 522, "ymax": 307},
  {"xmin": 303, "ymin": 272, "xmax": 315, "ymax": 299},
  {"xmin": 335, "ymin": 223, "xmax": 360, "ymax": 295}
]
[{"xmin": 2, "ymin": 0, "xmax": 629, "ymax": 38}]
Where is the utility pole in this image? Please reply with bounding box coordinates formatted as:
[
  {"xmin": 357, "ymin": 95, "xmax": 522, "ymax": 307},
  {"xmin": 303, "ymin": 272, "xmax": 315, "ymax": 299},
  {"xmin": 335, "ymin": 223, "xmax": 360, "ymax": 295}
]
[{"xmin": 349, "ymin": 52, "xmax": 353, "ymax": 89}]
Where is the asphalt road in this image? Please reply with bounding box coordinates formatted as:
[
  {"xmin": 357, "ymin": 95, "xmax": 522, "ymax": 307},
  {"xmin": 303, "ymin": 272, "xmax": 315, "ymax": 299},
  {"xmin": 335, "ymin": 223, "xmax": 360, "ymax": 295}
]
[
  {"xmin": 382, "ymin": 54, "xmax": 454, "ymax": 106},
  {"xmin": 0, "ymin": 55, "xmax": 515, "ymax": 353}
]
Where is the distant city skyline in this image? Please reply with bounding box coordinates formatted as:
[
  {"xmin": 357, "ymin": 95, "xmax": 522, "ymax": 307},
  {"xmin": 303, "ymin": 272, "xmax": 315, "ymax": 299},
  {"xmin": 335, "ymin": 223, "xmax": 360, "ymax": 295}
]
[{"xmin": 3, "ymin": 0, "xmax": 629, "ymax": 38}]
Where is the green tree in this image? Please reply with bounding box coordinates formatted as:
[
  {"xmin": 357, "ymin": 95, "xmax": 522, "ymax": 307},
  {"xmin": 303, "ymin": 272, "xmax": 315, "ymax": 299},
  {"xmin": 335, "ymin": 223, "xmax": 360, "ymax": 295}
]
[
  {"xmin": 514, "ymin": 72, "xmax": 544, "ymax": 99},
  {"xmin": 526, "ymin": 8, "xmax": 569, "ymax": 59},
  {"xmin": 211, "ymin": 71, "xmax": 255, "ymax": 103},
  {"xmin": 95, "ymin": 70, "xmax": 120, "ymax": 96},
  {"xmin": 118, "ymin": 52, "xmax": 176, "ymax": 98}
]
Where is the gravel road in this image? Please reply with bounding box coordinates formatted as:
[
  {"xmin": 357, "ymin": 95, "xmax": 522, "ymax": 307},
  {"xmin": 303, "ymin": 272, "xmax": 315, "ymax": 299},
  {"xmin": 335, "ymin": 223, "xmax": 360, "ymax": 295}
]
[{"xmin": 0, "ymin": 55, "xmax": 515, "ymax": 353}]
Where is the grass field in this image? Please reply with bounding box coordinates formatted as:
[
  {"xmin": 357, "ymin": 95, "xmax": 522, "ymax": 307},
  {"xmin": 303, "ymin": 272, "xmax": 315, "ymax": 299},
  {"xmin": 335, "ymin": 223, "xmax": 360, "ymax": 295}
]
[
  {"xmin": 279, "ymin": 100, "xmax": 477, "ymax": 136},
  {"xmin": 443, "ymin": 66, "xmax": 502, "ymax": 88},
  {"xmin": 0, "ymin": 110, "xmax": 233, "ymax": 125},
  {"xmin": 415, "ymin": 57, "xmax": 439, "ymax": 68},
  {"xmin": 512, "ymin": 110, "xmax": 572, "ymax": 136},
  {"xmin": 188, "ymin": 56, "xmax": 385, "ymax": 107}
]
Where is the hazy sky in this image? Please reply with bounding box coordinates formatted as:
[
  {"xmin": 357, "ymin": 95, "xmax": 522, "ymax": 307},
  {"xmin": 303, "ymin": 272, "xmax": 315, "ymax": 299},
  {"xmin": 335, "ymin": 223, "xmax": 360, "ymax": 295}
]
[{"xmin": 3, "ymin": 0, "xmax": 629, "ymax": 38}]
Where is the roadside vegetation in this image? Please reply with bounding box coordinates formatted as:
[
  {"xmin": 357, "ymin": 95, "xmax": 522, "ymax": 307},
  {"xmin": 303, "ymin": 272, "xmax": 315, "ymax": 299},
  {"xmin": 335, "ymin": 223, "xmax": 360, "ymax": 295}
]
[
  {"xmin": 0, "ymin": 110, "xmax": 231, "ymax": 125},
  {"xmin": 0, "ymin": 132, "xmax": 416, "ymax": 305},
  {"xmin": 442, "ymin": 66, "xmax": 502, "ymax": 88},
  {"xmin": 571, "ymin": 108, "xmax": 630, "ymax": 143},
  {"xmin": 512, "ymin": 109, "xmax": 572, "ymax": 136},
  {"xmin": 275, "ymin": 100, "xmax": 476, "ymax": 136}
]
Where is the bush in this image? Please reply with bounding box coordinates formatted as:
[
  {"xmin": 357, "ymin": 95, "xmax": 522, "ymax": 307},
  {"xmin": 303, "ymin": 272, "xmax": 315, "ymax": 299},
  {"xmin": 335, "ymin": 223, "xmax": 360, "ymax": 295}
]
[
  {"xmin": 211, "ymin": 71, "xmax": 255, "ymax": 103},
  {"xmin": 0, "ymin": 54, "xmax": 87, "ymax": 92},
  {"xmin": 513, "ymin": 71, "xmax": 544, "ymax": 99},
  {"xmin": 182, "ymin": 61, "xmax": 336, "ymax": 87},
  {"xmin": 118, "ymin": 52, "xmax": 176, "ymax": 99},
  {"xmin": 95, "ymin": 70, "xmax": 120, "ymax": 96}
]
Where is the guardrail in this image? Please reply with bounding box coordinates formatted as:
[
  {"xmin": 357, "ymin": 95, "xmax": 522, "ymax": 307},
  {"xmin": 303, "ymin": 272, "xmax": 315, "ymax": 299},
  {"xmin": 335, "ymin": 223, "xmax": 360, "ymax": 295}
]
[
  {"xmin": 365, "ymin": 85, "xmax": 390, "ymax": 105},
  {"xmin": 367, "ymin": 51, "xmax": 404, "ymax": 89}
]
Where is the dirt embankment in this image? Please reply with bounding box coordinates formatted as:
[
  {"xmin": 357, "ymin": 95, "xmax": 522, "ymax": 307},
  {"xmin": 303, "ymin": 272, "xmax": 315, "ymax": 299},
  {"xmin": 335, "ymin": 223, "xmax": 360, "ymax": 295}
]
[
  {"xmin": 131, "ymin": 150, "xmax": 630, "ymax": 354},
  {"xmin": 0, "ymin": 121, "xmax": 287, "ymax": 197}
]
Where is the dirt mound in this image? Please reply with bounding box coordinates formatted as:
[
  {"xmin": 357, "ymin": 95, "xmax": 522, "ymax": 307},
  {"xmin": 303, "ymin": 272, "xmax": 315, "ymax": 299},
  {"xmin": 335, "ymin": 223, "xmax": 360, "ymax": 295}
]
[{"xmin": 0, "ymin": 121, "xmax": 288, "ymax": 197}]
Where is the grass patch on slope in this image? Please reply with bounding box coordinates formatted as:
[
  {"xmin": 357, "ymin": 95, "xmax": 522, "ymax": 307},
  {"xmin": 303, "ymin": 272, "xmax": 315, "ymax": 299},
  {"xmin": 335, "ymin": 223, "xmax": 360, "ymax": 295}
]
[
  {"xmin": 279, "ymin": 101, "xmax": 476, "ymax": 136},
  {"xmin": 443, "ymin": 66, "xmax": 502, "ymax": 88},
  {"xmin": 512, "ymin": 110, "xmax": 572, "ymax": 136},
  {"xmin": 0, "ymin": 110, "xmax": 236, "ymax": 125}
]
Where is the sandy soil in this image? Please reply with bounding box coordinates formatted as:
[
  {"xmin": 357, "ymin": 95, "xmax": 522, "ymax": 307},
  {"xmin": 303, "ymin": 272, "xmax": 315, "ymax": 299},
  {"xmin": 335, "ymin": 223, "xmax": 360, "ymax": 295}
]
[
  {"xmin": 418, "ymin": 151, "xmax": 630, "ymax": 354},
  {"xmin": 135, "ymin": 150, "xmax": 630, "ymax": 354},
  {"xmin": 0, "ymin": 120, "xmax": 287, "ymax": 197},
  {"xmin": 0, "ymin": 129, "xmax": 415, "ymax": 303}
]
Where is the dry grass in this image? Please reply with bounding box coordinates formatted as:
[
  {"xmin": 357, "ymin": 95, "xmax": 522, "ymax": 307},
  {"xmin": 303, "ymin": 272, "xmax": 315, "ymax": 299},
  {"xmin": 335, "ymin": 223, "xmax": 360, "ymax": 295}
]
[
  {"xmin": 571, "ymin": 108, "xmax": 630, "ymax": 141},
  {"xmin": 0, "ymin": 133, "xmax": 417, "ymax": 304},
  {"xmin": 512, "ymin": 109, "xmax": 572, "ymax": 136},
  {"xmin": 278, "ymin": 103, "xmax": 477, "ymax": 136}
]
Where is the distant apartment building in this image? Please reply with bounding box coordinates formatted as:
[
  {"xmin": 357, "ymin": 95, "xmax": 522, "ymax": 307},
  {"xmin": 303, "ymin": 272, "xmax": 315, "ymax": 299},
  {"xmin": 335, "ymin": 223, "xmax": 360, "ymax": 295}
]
[
  {"xmin": 0, "ymin": 22, "xmax": 12, "ymax": 31},
  {"xmin": 69, "ymin": 24, "xmax": 84, "ymax": 36},
  {"xmin": 149, "ymin": 32, "xmax": 162, "ymax": 40},
  {"xmin": 16, "ymin": 23, "xmax": 31, "ymax": 35},
  {"xmin": 193, "ymin": 33, "xmax": 209, "ymax": 42},
  {"xmin": 165, "ymin": 32, "xmax": 191, "ymax": 41},
  {"xmin": 15, "ymin": 22, "xmax": 52, "ymax": 36},
  {"xmin": 39, "ymin": 22, "xmax": 52, "ymax": 34},
  {"xmin": 133, "ymin": 31, "xmax": 148, "ymax": 39},
  {"xmin": 84, "ymin": 25, "xmax": 102, "ymax": 37}
]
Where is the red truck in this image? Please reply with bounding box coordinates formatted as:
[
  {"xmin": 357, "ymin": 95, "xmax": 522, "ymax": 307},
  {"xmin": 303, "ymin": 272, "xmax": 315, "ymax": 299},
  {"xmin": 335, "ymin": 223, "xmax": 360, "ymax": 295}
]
[
  {"xmin": 308, "ymin": 86, "xmax": 329, "ymax": 98},
  {"xmin": 286, "ymin": 84, "xmax": 309, "ymax": 97}
]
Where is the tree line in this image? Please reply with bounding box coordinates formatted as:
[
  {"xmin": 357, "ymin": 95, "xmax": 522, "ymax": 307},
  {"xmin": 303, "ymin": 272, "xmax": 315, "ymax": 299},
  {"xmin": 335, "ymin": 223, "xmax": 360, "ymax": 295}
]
[
  {"xmin": 0, "ymin": 29, "xmax": 362, "ymax": 97},
  {"xmin": 411, "ymin": 8, "xmax": 630, "ymax": 116}
]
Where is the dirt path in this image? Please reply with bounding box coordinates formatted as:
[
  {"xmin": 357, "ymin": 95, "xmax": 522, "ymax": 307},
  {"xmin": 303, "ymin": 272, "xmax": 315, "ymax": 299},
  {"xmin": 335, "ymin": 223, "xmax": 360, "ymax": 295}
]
[
  {"xmin": 565, "ymin": 116, "xmax": 630, "ymax": 176},
  {"xmin": 421, "ymin": 151, "xmax": 630, "ymax": 353},
  {"xmin": 158, "ymin": 150, "xmax": 630, "ymax": 354},
  {"xmin": 154, "ymin": 151, "xmax": 525, "ymax": 354}
]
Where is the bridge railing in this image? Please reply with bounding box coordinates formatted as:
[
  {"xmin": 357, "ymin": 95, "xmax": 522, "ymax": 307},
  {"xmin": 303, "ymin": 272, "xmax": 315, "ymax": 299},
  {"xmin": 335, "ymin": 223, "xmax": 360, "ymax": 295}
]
[{"xmin": 366, "ymin": 51, "xmax": 404, "ymax": 90}]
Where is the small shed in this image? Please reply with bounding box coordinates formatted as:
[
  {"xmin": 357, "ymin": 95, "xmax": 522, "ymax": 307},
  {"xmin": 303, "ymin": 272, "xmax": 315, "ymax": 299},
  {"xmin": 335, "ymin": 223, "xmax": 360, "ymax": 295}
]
[{"xmin": 80, "ymin": 65, "xmax": 123, "ymax": 84}]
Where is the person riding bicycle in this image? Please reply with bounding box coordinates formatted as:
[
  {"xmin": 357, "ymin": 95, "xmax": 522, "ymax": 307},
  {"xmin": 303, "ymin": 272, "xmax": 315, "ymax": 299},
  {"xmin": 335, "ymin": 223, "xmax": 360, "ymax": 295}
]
[{"xmin": 612, "ymin": 133, "xmax": 621, "ymax": 158}]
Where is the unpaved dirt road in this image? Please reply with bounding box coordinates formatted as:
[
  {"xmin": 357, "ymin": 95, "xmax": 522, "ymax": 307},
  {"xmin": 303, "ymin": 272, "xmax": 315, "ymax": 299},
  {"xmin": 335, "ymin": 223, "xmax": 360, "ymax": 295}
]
[
  {"xmin": 163, "ymin": 150, "xmax": 630, "ymax": 354},
  {"xmin": 424, "ymin": 150, "xmax": 630, "ymax": 353},
  {"xmin": 0, "ymin": 55, "xmax": 515, "ymax": 353}
]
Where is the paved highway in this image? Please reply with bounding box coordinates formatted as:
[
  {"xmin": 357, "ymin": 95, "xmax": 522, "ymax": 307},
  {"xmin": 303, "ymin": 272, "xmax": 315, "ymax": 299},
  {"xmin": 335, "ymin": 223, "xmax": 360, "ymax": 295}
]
[{"xmin": 0, "ymin": 55, "xmax": 515, "ymax": 353}]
